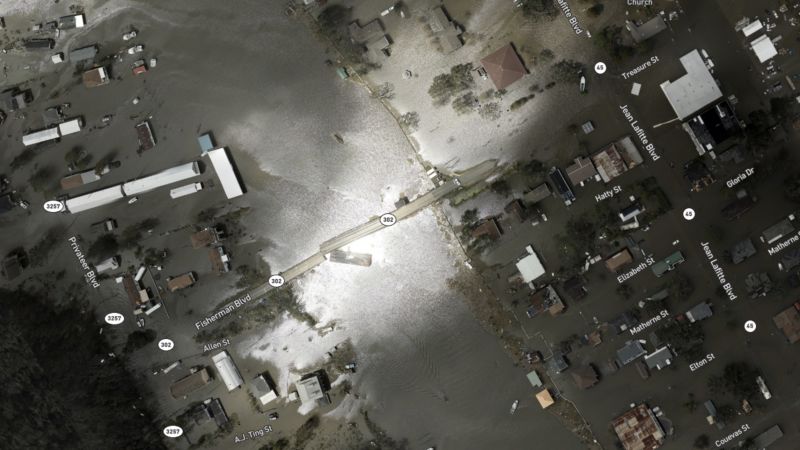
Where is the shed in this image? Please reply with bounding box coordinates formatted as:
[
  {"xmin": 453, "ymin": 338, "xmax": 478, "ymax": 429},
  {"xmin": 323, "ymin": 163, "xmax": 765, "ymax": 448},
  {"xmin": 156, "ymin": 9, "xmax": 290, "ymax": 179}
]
[
  {"xmin": 535, "ymin": 389, "xmax": 554, "ymax": 409},
  {"xmin": 516, "ymin": 249, "xmax": 545, "ymax": 283},
  {"xmin": 526, "ymin": 370, "xmax": 542, "ymax": 388}
]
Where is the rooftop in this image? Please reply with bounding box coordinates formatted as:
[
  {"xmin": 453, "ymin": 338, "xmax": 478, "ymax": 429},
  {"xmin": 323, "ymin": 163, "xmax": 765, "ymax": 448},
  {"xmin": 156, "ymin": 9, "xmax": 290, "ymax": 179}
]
[
  {"xmin": 592, "ymin": 137, "xmax": 643, "ymax": 183},
  {"xmin": 480, "ymin": 44, "xmax": 527, "ymax": 90},
  {"xmin": 773, "ymin": 304, "xmax": 800, "ymax": 343},
  {"xmin": 611, "ymin": 404, "xmax": 665, "ymax": 450},
  {"xmin": 571, "ymin": 365, "xmax": 599, "ymax": 389},
  {"xmin": 660, "ymin": 49, "xmax": 723, "ymax": 121},
  {"xmin": 536, "ymin": 389, "xmax": 555, "ymax": 409},
  {"xmin": 644, "ymin": 346, "xmax": 673, "ymax": 370},
  {"xmin": 565, "ymin": 156, "xmax": 598, "ymax": 186},
  {"xmin": 296, "ymin": 373, "xmax": 326, "ymax": 404},
  {"xmin": 617, "ymin": 340, "xmax": 647, "ymax": 366},
  {"xmin": 605, "ymin": 248, "xmax": 634, "ymax": 272},
  {"xmin": 516, "ymin": 249, "xmax": 545, "ymax": 283},
  {"xmin": 751, "ymin": 34, "xmax": 778, "ymax": 63},
  {"xmin": 685, "ymin": 302, "xmax": 713, "ymax": 322},
  {"xmin": 626, "ymin": 16, "xmax": 667, "ymax": 43}
]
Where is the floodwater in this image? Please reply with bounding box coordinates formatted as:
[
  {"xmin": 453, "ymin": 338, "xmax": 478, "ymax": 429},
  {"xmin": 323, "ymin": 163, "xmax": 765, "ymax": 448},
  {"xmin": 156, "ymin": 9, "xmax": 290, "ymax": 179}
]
[{"xmin": 1, "ymin": 0, "xmax": 585, "ymax": 448}]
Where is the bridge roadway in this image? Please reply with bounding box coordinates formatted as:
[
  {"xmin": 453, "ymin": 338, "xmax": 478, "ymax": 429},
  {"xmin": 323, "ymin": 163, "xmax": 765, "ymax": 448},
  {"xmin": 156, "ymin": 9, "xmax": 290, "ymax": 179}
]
[{"xmin": 215, "ymin": 160, "xmax": 497, "ymax": 316}]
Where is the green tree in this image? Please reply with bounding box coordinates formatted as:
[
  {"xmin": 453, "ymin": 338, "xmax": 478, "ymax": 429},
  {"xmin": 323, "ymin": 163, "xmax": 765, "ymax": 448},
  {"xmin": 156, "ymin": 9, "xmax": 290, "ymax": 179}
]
[
  {"xmin": 550, "ymin": 59, "xmax": 584, "ymax": 83},
  {"xmin": 783, "ymin": 174, "xmax": 800, "ymax": 202},
  {"xmin": 123, "ymin": 329, "xmax": 156, "ymax": 353},
  {"xmin": 428, "ymin": 63, "xmax": 475, "ymax": 106},
  {"xmin": 29, "ymin": 166, "xmax": 55, "ymax": 192},
  {"xmin": 519, "ymin": 0, "xmax": 557, "ymax": 19},
  {"xmin": 87, "ymin": 234, "xmax": 119, "ymax": 259},
  {"xmin": 693, "ymin": 434, "xmax": 710, "ymax": 449},
  {"xmin": 587, "ymin": 3, "xmax": 604, "ymax": 17},
  {"xmin": 490, "ymin": 179, "xmax": 511, "ymax": 197}
]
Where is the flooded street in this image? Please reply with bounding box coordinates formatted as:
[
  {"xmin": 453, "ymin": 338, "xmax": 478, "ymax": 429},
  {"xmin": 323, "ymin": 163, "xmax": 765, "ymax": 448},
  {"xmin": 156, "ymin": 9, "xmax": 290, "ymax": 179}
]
[{"xmin": 0, "ymin": 0, "xmax": 585, "ymax": 448}]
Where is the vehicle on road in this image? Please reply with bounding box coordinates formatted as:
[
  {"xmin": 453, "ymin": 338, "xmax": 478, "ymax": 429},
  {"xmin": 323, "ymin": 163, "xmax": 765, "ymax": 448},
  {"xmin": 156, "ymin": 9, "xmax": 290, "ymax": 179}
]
[
  {"xmin": 509, "ymin": 399, "xmax": 519, "ymax": 414},
  {"xmin": 128, "ymin": 196, "xmax": 139, "ymax": 204},
  {"xmin": 127, "ymin": 44, "xmax": 143, "ymax": 54},
  {"xmin": 123, "ymin": 30, "xmax": 137, "ymax": 40},
  {"xmin": 268, "ymin": 413, "xmax": 279, "ymax": 421}
]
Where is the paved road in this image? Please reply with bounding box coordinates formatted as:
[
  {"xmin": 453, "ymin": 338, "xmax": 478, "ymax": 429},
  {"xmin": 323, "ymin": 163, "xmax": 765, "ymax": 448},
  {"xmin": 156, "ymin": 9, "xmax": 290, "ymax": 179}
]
[{"xmin": 206, "ymin": 159, "xmax": 498, "ymax": 318}]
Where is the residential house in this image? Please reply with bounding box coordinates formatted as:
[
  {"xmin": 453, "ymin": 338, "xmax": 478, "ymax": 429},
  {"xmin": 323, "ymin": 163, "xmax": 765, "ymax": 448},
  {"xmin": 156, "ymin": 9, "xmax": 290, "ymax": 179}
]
[
  {"xmin": 571, "ymin": 365, "xmax": 599, "ymax": 389},
  {"xmin": 616, "ymin": 340, "xmax": 647, "ymax": 366},
  {"xmin": 536, "ymin": 388, "xmax": 555, "ymax": 409},
  {"xmin": 523, "ymin": 182, "xmax": 551, "ymax": 204},
  {"xmin": 428, "ymin": 6, "xmax": 463, "ymax": 54},
  {"xmin": 549, "ymin": 167, "xmax": 576, "ymax": 205},
  {"xmin": 515, "ymin": 246, "xmax": 545, "ymax": 283},
  {"xmin": 471, "ymin": 218, "xmax": 502, "ymax": 240},
  {"xmin": 605, "ymin": 248, "xmax": 634, "ymax": 272},
  {"xmin": 644, "ymin": 346, "xmax": 673, "ymax": 370},
  {"xmin": 684, "ymin": 159, "xmax": 715, "ymax": 192},
  {"xmin": 296, "ymin": 372, "xmax": 329, "ymax": 405},
  {"xmin": 526, "ymin": 285, "xmax": 565, "ymax": 318},
  {"xmin": 772, "ymin": 304, "xmax": 800, "ymax": 343},
  {"xmin": 565, "ymin": 156, "xmax": 597, "ymax": 186},
  {"xmin": 685, "ymin": 302, "xmax": 713, "ymax": 323},
  {"xmin": 730, "ymin": 238, "xmax": 756, "ymax": 264},
  {"xmin": 562, "ymin": 275, "xmax": 587, "ymax": 301}
]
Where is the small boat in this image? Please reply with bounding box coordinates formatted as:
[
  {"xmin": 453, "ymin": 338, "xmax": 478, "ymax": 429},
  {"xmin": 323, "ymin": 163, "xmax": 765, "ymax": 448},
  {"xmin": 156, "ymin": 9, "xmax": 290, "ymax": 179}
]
[
  {"xmin": 579, "ymin": 75, "xmax": 587, "ymax": 93},
  {"xmin": 510, "ymin": 399, "xmax": 519, "ymax": 414}
]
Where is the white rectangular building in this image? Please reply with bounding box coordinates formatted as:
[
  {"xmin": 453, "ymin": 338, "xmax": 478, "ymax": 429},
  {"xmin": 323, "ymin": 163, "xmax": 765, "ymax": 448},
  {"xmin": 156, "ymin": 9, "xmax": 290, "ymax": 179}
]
[
  {"xmin": 58, "ymin": 118, "xmax": 83, "ymax": 136},
  {"xmin": 206, "ymin": 148, "xmax": 244, "ymax": 199},
  {"xmin": 22, "ymin": 127, "xmax": 60, "ymax": 146},
  {"xmin": 516, "ymin": 248, "xmax": 546, "ymax": 283},
  {"xmin": 751, "ymin": 34, "xmax": 778, "ymax": 63},
  {"xmin": 122, "ymin": 161, "xmax": 200, "ymax": 196},
  {"xmin": 660, "ymin": 49, "xmax": 723, "ymax": 120},
  {"xmin": 65, "ymin": 185, "xmax": 125, "ymax": 213},
  {"xmin": 742, "ymin": 20, "xmax": 763, "ymax": 37},
  {"xmin": 212, "ymin": 351, "xmax": 244, "ymax": 391},
  {"xmin": 169, "ymin": 182, "xmax": 203, "ymax": 199}
]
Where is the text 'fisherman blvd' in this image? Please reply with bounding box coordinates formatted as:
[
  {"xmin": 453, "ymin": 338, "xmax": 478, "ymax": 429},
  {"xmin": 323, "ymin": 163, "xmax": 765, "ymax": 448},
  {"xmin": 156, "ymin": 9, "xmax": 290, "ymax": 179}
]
[
  {"xmin": 195, "ymin": 294, "xmax": 253, "ymax": 330},
  {"xmin": 68, "ymin": 236, "xmax": 99, "ymax": 288}
]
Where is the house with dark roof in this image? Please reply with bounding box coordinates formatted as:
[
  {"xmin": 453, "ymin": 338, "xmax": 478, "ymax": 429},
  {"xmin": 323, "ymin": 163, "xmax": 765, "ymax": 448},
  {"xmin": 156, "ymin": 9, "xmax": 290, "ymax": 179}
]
[
  {"xmin": 548, "ymin": 351, "xmax": 569, "ymax": 373},
  {"xmin": 428, "ymin": 6, "xmax": 463, "ymax": 54},
  {"xmin": 549, "ymin": 167, "xmax": 576, "ymax": 205},
  {"xmin": 686, "ymin": 101, "xmax": 741, "ymax": 155},
  {"xmin": 730, "ymin": 238, "xmax": 756, "ymax": 264},
  {"xmin": 685, "ymin": 302, "xmax": 712, "ymax": 323},
  {"xmin": 592, "ymin": 136, "xmax": 643, "ymax": 183},
  {"xmin": 571, "ymin": 365, "xmax": 599, "ymax": 389},
  {"xmin": 504, "ymin": 199, "xmax": 528, "ymax": 223},
  {"xmin": 773, "ymin": 304, "xmax": 800, "ymax": 344},
  {"xmin": 565, "ymin": 156, "xmax": 597, "ymax": 186},
  {"xmin": 616, "ymin": 340, "xmax": 647, "ymax": 366},
  {"xmin": 684, "ymin": 159, "xmax": 715, "ymax": 192},
  {"xmin": 471, "ymin": 218, "xmax": 502, "ymax": 240},
  {"xmin": 626, "ymin": 16, "xmax": 667, "ymax": 43},
  {"xmin": 480, "ymin": 43, "xmax": 527, "ymax": 90},
  {"xmin": 721, "ymin": 194, "xmax": 756, "ymax": 220},
  {"xmin": 523, "ymin": 182, "xmax": 551, "ymax": 204},
  {"xmin": 526, "ymin": 285, "xmax": 565, "ymax": 318},
  {"xmin": 753, "ymin": 425, "xmax": 783, "ymax": 449}
]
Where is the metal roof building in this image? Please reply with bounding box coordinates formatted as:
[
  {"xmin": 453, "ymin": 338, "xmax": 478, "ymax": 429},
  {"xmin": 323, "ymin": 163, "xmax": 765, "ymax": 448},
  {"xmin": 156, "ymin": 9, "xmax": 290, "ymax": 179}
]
[
  {"xmin": 296, "ymin": 374, "xmax": 325, "ymax": 404},
  {"xmin": 122, "ymin": 161, "xmax": 201, "ymax": 196},
  {"xmin": 206, "ymin": 148, "xmax": 244, "ymax": 199},
  {"xmin": 169, "ymin": 368, "xmax": 211, "ymax": 398},
  {"xmin": 212, "ymin": 351, "xmax": 243, "ymax": 391},
  {"xmin": 516, "ymin": 248, "xmax": 545, "ymax": 283},
  {"xmin": 751, "ymin": 35, "xmax": 778, "ymax": 63},
  {"xmin": 22, "ymin": 127, "xmax": 60, "ymax": 146},
  {"xmin": 65, "ymin": 185, "xmax": 125, "ymax": 213},
  {"xmin": 660, "ymin": 49, "xmax": 723, "ymax": 121},
  {"xmin": 611, "ymin": 404, "xmax": 665, "ymax": 450},
  {"xmin": 69, "ymin": 45, "xmax": 98, "ymax": 62}
]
